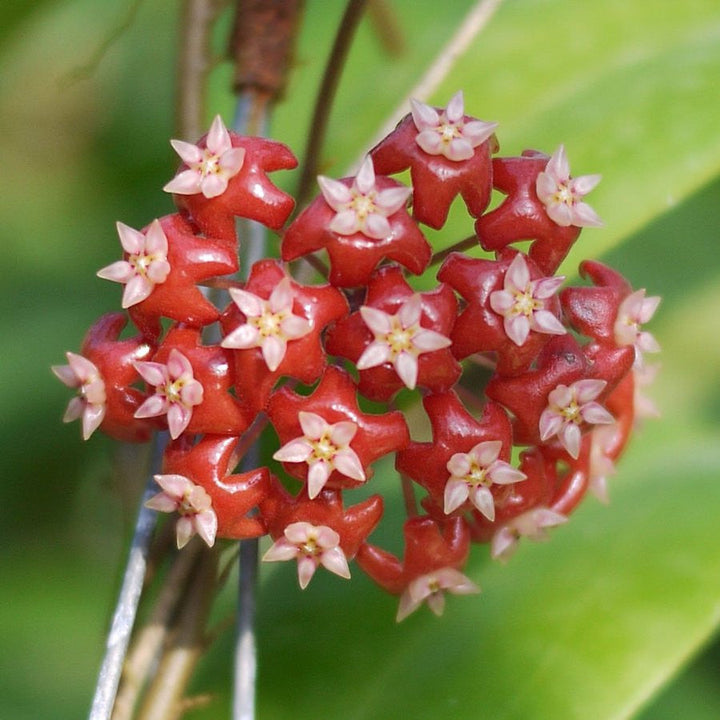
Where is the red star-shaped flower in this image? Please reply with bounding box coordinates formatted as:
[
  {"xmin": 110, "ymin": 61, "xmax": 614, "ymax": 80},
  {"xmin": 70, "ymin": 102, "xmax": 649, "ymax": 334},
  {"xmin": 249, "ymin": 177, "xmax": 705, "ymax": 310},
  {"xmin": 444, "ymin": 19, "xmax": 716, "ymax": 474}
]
[
  {"xmin": 52, "ymin": 312, "xmax": 156, "ymax": 442},
  {"xmin": 562, "ymin": 260, "xmax": 660, "ymax": 367},
  {"xmin": 474, "ymin": 151, "xmax": 584, "ymax": 274},
  {"xmin": 485, "ymin": 334, "xmax": 632, "ymax": 452},
  {"xmin": 143, "ymin": 324, "xmax": 252, "ymax": 437},
  {"xmin": 438, "ymin": 250, "xmax": 565, "ymax": 376},
  {"xmin": 166, "ymin": 118, "xmax": 297, "ymax": 241},
  {"xmin": 370, "ymin": 92, "xmax": 497, "ymax": 229},
  {"xmin": 220, "ymin": 259, "xmax": 348, "ymax": 414},
  {"xmin": 281, "ymin": 160, "xmax": 431, "ymax": 287},
  {"xmin": 266, "ymin": 366, "xmax": 410, "ymax": 495},
  {"xmin": 325, "ymin": 266, "xmax": 460, "ymax": 401},
  {"xmin": 357, "ymin": 516, "xmax": 478, "ymax": 621},
  {"xmin": 259, "ymin": 484, "xmax": 384, "ymax": 588},
  {"xmin": 396, "ymin": 392, "xmax": 523, "ymax": 522},
  {"xmin": 162, "ymin": 434, "xmax": 270, "ymax": 540},
  {"xmin": 119, "ymin": 214, "xmax": 238, "ymax": 339}
]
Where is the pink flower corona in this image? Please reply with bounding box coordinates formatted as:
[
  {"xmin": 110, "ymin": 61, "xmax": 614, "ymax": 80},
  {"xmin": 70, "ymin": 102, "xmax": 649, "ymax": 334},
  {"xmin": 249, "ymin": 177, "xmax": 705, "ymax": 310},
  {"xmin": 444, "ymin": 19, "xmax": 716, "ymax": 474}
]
[
  {"xmin": 97, "ymin": 220, "xmax": 171, "ymax": 308},
  {"xmin": 411, "ymin": 91, "xmax": 497, "ymax": 162},
  {"xmin": 318, "ymin": 156, "xmax": 411, "ymax": 240},
  {"xmin": 263, "ymin": 521, "xmax": 351, "ymax": 589},
  {"xmin": 273, "ymin": 411, "xmax": 366, "ymax": 499},
  {"xmin": 489, "ymin": 253, "xmax": 567, "ymax": 346},
  {"xmin": 133, "ymin": 349, "xmax": 204, "ymax": 439},
  {"xmin": 444, "ymin": 440, "xmax": 526, "ymax": 519},
  {"xmin": 539, "ymin": 379, "xmax": 615, "ymax": 458},
  {"xmin": 145, "ymin": 474, "xmax": 218, "ymax": 548},
  {"xmin": 397, "ymin": 567, "xmax": 479, "ymax": 622},
  {"xmin": 357, "ymin": 293, "xmax": 452, "ymax": 390},
  {"xmin": 536, "ymin": 145, "xmax": 602, "ymax": 227},
  {"xmin": 222, "ymin": 277, "xmax": 312, "ymax": 371},
  {"xmin": 52, "ymin": 352, "xmax": 106, "ymax": 440},
  {"xmin": 164, "ymin": 115, "xmax": 246, "ymax": 198}
]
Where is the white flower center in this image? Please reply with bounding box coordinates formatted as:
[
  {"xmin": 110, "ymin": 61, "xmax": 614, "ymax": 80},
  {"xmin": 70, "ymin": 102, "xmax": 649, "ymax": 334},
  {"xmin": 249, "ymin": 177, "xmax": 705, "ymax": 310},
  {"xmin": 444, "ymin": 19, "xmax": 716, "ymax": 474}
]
[
  {"xmin": 198, "ymin": 150, "xmax": 221, "ymax": 177},
  {"xmin": 464, "ymin": 460, "xmax": 490, "ymax": 487},
  {"xmin": 512, "ymin": 289, "xmax": 541, "ymax": 317},
  {"xmin": 561, "ymin": 399, "xmax": 581, "ymax": 423},
  {"xmin": 438, "ymin": 122, "xmax": 461, "ymax": 143},
  {"xmin": 350, "ymin": 192, "xmax": 377, "ymax": 220},
  {"xmin": 554, "ymin": 183, "xmax": 574, "ymax": 206},
  {"xmin": 310, "ymin": 434, "xmax": 339, "ymax": 462}
]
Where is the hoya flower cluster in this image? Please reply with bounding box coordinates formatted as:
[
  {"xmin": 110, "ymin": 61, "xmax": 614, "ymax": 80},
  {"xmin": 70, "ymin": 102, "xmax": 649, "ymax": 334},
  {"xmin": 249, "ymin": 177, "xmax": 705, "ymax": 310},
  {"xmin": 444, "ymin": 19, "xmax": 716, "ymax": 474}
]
[{"xmin": 54, "ymin": 94, "xmax": 659, "ymax": 621}]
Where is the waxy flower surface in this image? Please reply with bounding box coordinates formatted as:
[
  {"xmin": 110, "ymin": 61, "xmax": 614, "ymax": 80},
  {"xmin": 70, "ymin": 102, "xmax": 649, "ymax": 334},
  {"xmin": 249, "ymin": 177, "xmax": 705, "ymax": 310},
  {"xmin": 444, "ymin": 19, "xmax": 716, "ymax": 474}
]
[
  {"xmin": 97, "ymin": 220, "xmax": 171, "ymax": 308},
  {"xmin": 273, "ymin": 411, "xmax": 365, "ymax": 499},
  {"xmin": 146, "ymin": 474, "xmax": 217, "ymax": 548},
  {"xmin": 262, "ymin": 521, "xmax": 351, "ymax": 589},
  {"xmin": 444, "ymin": 440, "xmax": 526, "ymax": 520},
  {"xmin": 164, "ymin": 115, "xmax": 246, "ymax": 198},
  {"xmin": 357, "ymin": 294, "xmax": 452, "ymax": 390},
  {"xmin": 489, "ymin": 253, "xmax": 567, "ymax": 346},
  {"xmin": 134, "ymin": 349, "xmax": 204, "ymax": 439},
  {"xmin": 536, "ymin": 145, "xmax": 602, "ymax": 227},
  {"xmin": 411, "ymin": 91, "xmax": 497, "ymax": 162},
  {"xmin": 52, "ymin": 352, "xmax": 106, "ymax": 440},
  {"xmin": 539, "ymin": 379, "xmax": 615, "ymax": 458},
  {"xmin": 318, "ymin": 156, "xmax": 411, "ymax": 240},
  {"xmin": 222, "ymin": 277, "xmax": 312, "ymax": 371},
  {"xmin": 397, "ymin": 567, "xmax": 479, "ymax": 621}
]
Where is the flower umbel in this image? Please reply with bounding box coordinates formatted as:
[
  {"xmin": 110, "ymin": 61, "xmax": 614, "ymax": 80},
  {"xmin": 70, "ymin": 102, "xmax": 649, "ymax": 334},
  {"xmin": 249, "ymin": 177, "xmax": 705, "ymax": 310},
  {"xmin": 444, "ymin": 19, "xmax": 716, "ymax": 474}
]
[
  {"xmin": 539, "ymin": 379, "xmax": 614, "ymax": 458},
  {"xmin": 133, "ymin": 349, "xmax": 204, "ymax": 439},
  {"xmin": 273, "ymin": 411, "xmax": 366, "ymax": 499},
  {"xmin": 262, "ymin": 521, "xmax": 351, "ymax": 589},
  {"xmin": 145, "ymin": 474, "xmax": 217, "ymax": 548},
  {"xmin": 536, "ymin": 145, "xmax": 602, "ymax": 227},
  {"xmin": 164, "ymin": 115, "xmax": 246, "ymax": 198},
  {"xmin": 222, "ymin": 277, "xmax": 312, "ymax": 371},
  {"xmin": 97, "ymin": 220, "xmax": 171, "ymax": 308},
  {"xmin": 52, "ymin": 352, "xmax": 107, "ymax": 440},
  {"xmin": 444, "ymin": 440, "xmax": 526, "ymax": 519},
  {"xmin": 397, "ymin": 567, "xmax": 479, "ymax": 622},
  {"xmin": 318, "ymin": 156, "xmax": 411, "ymax": 239},
  {"xmin": 410, "ymin": 90, "xmax": 497, "ymax": 162},
  {"xmin": 489, "ymin": 253, "xmax": 567, "ymax": 346},
  {"xmin": 357, "ymin": 294, "xmax": 452, "ymax": 390}
]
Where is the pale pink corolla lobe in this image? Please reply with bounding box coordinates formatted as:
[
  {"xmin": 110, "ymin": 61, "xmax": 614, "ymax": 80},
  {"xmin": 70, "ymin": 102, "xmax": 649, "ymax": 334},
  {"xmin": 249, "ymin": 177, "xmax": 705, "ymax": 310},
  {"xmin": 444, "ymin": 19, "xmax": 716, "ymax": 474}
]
[
  {"xmin": 221, "ymin": 277, "xmax": 312, "ymax": 371},
  {"xmin": 444, "ymin": 440, "xmax": 527, "ymax": 520},
  {"xmin": 273, "ymin": 412, "xmax": 365, "ymax": 499},
  {"xmin": 133, "ymin": 349, "xmax": 204, "ymax": 439},
  {"xmin": 262, "ymin": 521, "xmax": 351, "ymax": 589},
  {"xmin": 491, "ymin": 507, "xmax": 568, "ymax": 562},
  {"xmin": 536, "ymin": 145, "xmax": 602, "ymax": 227},
  {"xmin": 163, "ymin": 115, "xmax": 246, "ymax": 198},
  {"xmin": 489, "ymin": 253, "xmax": 566, "ymax": 346},
  {"xmin": 52, "ymin": 352, "xmax": 107, "ymax": 440},
  {"xmin": 539, "ymin": 379, "xmax": 615, "ymax": 459},
  {"xmin": 410, "ymin": 91, "xmax": 497, "ymax": 162},
  {"xmin": 614, "ymin": 289, "xmax": 661, "ymax": 366},
  {"xmin": 97, "ymin": 220, "xmax": 171, "ymax": 308},
  {"xmin": 145, "ymin": 474, "xmax": 217, "ymax": 548},
  {"xmin": 318, "ymin": 156, "xmax": 411, "ymax": 240},
  {"xmin": 396, "ymin": 567, "xmax": 480, "ymax": 622},
  {"xmin": 357, "ymin": 294, "xmax": 452, "ymax": 390}
]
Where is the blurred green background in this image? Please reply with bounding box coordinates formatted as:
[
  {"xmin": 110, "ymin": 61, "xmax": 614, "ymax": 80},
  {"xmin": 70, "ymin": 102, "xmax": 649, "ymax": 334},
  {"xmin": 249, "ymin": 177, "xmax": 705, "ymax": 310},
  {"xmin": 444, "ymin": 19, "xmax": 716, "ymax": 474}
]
[{"xmin": 1, "ymin": 1, "xmax": 719, "ymax": 718}]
